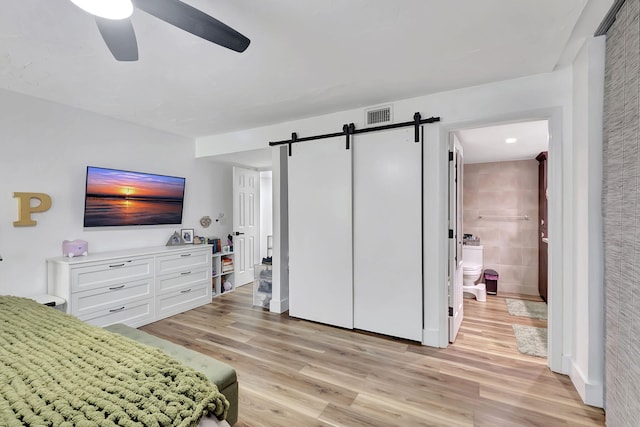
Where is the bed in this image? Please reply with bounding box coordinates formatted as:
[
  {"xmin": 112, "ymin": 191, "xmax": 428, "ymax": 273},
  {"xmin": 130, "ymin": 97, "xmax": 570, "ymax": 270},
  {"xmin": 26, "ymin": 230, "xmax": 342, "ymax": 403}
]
[{"xmin": 0, "ymin": 296, "xmax": 237, "ymax": 426}]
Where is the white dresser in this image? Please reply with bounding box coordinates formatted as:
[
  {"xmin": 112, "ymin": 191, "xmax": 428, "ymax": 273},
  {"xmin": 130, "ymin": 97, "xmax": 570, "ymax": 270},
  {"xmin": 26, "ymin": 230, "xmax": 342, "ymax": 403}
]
[{"xmin": 47, "ymin": 245, "xmax": 212, "ymax": 328}]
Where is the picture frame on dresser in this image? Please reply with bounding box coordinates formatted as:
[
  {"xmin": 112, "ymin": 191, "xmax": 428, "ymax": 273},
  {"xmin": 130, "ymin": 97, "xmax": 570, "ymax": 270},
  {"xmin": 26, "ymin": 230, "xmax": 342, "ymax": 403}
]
[
  {"xmin": 166, "ymin": 231, "xmax": 183, "ymax": 246},
  {"xmin": 181, "ymin": 228, "xmax": 194, "ymax": 244}
]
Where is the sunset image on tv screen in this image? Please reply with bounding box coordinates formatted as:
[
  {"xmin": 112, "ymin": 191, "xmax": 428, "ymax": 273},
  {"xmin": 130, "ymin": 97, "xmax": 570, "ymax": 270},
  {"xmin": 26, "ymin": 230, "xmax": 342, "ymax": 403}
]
[{"xmin": 83, "ymin": 167, "xmax": 185, "ymax": 227}]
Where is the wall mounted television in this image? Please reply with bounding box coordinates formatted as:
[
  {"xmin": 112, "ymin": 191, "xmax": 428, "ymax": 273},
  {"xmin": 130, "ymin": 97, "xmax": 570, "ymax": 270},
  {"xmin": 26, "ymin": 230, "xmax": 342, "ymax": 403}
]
[{"xmin": 83, "ymin": 166, "xmax": 186, "ymax": 227}]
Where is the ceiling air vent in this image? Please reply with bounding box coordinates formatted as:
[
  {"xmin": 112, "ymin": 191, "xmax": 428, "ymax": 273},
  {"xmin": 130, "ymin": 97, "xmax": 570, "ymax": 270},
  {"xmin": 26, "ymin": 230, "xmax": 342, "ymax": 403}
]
[{"xmin": 365, "ymin": 105, "xmax": 393, "ymax": 126}]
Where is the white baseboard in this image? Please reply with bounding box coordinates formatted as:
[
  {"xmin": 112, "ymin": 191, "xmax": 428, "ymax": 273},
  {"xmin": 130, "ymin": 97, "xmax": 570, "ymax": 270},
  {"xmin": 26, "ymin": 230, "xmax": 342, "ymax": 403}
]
[
  {"xmin": 496, "ymin": 282, "xmax": 538, "ymax": 296},
  {"xmin": 423, "ymin": 328, "xmax": 445, "ymax": 348},
  {"xmin": 269, "ymin": 297, "xmax": 289, "ymax": 313},
  {"xmin": 562, "ymin": 354, "xmax": 572, "ymax": 375},
  {"xmin": 570, "ymin": 361, "xmax": 604, "ymax": 408}
]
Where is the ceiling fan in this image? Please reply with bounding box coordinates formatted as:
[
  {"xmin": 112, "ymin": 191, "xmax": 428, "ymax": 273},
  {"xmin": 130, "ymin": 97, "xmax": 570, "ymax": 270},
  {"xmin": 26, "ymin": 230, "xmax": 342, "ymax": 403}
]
[{"xmin": 69, "ymin": 0, "xmax": 250, "ymax": 61}]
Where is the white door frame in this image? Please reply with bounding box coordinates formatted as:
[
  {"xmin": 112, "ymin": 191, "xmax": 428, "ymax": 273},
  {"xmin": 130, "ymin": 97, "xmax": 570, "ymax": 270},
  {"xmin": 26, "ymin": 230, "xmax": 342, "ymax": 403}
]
[
  {"xmin": 233, "ymin": 166, "xmax": 260, "ymax": 287},
  {"xmin": 438, "ymin": 107, "xmax": 565, "ymax": 374},
  {"xmin": 448, "ymin": 135, "xmax": 464, "ymax": 343}
]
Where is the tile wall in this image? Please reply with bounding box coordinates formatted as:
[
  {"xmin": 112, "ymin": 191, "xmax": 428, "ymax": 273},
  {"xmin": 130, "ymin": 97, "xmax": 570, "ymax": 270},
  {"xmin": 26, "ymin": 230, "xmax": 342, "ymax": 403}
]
[{"xmin": 462, "ymin": 159, "xmax": 539, "ymax": 295}]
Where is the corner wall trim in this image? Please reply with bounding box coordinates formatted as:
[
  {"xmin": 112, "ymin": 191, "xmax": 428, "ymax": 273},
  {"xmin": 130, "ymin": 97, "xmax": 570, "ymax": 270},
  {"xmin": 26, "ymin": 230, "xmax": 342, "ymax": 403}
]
[
  {"xmin": 422, "ymin": 328, "xmax": 444, "ymax": 348},
  {"xmin": 269, "ymin": 297, "xmax": 289, "ymax": 314},
  {"xmin": 594, "ymin": 0, "xmax": 626, "ymax": 36},
  {"xmin": 570, "ymin": 361, "xmax": 604, "ymax": 408}
]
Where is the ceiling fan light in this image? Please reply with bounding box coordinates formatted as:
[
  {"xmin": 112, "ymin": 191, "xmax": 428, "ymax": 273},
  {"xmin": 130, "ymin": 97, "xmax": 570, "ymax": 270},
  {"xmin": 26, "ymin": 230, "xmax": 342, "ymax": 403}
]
[{"xmin": 69, "ymin": 0, "xmax": 133, "ymax": 20}]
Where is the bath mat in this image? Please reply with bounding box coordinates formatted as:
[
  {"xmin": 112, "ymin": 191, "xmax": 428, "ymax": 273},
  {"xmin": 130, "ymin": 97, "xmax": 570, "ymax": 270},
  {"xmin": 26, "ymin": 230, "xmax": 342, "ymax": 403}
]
[
  {"xmin": 512, "ymin": 325, "xmax": 547, "ymax": 358},
  {"xmin": 505, "ymin": 298, "xmax": 547, "ymax": 320}
]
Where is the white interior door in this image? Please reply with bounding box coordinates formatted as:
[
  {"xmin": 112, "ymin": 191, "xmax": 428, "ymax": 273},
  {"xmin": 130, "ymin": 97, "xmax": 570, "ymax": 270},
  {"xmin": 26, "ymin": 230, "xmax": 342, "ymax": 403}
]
[
  {"xmin": 448, "ymin": 137, "xmax": 464, "ymax": 342},
  {"xmin": 233, "ymin": 167, "xmax": 260, "ymax": 287},
  {"xmin": 288, "ymin": 137, "xmax": 353, "ymax": 329},
  {"xmin": 353, "ymin": 127, "xmax": 422, "ymax": 341}
]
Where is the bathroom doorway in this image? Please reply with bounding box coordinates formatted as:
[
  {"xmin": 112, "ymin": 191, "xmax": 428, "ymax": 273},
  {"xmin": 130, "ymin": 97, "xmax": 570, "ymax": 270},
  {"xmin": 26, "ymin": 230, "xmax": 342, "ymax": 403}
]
[{"xmin": 448, "ymin": 119, "xmax": 550, "ymax": 361}]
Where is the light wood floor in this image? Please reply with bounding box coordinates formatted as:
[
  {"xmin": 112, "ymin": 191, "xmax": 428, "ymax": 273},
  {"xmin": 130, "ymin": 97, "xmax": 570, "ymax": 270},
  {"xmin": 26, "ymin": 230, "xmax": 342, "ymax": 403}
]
[{"xmin": 140, "ymin": 286, "xmax": 605, "ymax": 427}]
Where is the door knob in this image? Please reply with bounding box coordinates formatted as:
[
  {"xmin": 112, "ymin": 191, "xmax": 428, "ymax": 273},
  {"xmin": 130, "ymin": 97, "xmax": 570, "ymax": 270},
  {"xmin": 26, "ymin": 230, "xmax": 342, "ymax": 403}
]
[{"xmin": 233, "ymin": 232, "xmax": 245, "ymax": 236}]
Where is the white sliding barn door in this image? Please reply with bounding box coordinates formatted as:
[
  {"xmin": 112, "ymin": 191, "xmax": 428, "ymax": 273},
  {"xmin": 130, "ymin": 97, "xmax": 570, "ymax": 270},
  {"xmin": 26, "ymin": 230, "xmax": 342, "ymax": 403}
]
[
  {"xmin": 288, "ymin": 137, "xmax": 353, "ymax": 328},
  {"xmin": 353, "ymin": 128, "xmax": 423, "ymax": 341},
  {"xmin": 233, "ymin": 167, "xmax": 260, "ymax": 287}
]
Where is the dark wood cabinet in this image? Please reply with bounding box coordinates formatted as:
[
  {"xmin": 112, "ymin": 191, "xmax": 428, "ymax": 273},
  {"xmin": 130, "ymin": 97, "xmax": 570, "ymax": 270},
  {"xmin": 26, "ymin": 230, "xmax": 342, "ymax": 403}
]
[{"xmin": 536, "ymin": 151, "xmax": 548, "ymax": 302}]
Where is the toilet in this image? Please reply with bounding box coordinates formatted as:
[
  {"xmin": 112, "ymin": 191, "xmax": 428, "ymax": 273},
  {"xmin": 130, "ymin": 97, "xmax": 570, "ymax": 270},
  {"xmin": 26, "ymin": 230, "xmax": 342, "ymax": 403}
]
[{"xmin": 462, "ymin": 245, "xmax": 486, "ymax": 302}]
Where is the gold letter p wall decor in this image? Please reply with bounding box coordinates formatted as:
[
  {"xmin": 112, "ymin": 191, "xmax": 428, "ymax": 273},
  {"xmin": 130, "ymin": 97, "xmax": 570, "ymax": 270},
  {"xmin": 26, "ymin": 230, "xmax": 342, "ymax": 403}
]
[{"xmin": 13, "ymin": 192, "xmax": 52, "ymax": 226}]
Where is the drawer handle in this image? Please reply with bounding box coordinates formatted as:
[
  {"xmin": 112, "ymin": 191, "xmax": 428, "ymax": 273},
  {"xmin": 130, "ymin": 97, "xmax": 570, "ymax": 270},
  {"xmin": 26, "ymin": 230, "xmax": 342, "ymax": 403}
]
[
  {"xmin": 180, "ymin": 288, "xmax": 192, "ymax": 294},
  {"xmin": 109, "ymin": 263, "xmax": 125, "ymax": 268},
  {"xmin": 109, "ymin": 306, "xmax": 125, "ymax": 313},
  {"xmin": 180, "ymin": 253, "xmax": 192, "ymax": 257},
  {"xmin": 109, "ymin": 284, "xmax": 125, "ymax": 290},
  {"xmin": 181, "ymin": 271, "xmax": 192, "ymax": 276}
]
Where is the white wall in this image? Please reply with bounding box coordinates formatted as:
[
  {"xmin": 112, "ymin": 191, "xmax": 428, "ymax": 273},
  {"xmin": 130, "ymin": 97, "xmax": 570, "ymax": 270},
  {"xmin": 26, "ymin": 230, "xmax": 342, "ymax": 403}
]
[
  {"xmin": 0, "ymin": 89, "xmax": 232, "ymax": 297},
  {"xmin": 570, "ymin": 36, "xmax": 605, "ymax": 407},
  {"xmin": 196, "ymin": 67, "xmax": 608, "ymax": 406},
  {"xmin": 259, "ymin": 171, "xmax": 273, "ymax": 260},
  {"xmin": 197, "ymin": 71, "xmax": 570, "ymax": 327},
  {"xmin": 270, "ymin": 146, "xmax": 289, "ymax": 313}
]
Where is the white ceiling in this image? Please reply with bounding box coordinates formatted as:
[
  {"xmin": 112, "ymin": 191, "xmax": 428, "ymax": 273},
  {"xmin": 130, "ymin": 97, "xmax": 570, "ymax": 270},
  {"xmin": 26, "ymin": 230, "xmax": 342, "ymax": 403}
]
[
  {"xmin": 0, "ymin": 1, "xmax": 612, "ymax": 142},
  {"xmin": 456, "ymin": 120, "xmax": 549, "ymax": 164}
]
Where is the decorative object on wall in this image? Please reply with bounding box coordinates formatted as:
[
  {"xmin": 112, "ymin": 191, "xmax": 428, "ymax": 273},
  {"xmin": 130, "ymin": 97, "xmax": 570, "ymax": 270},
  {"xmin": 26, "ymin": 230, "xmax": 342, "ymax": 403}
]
[
  {"xmin": 215, "ymin": 213, "xmax": 225, "ymax": 223},
  {"xmin": 199, "ymin": 216, "xmax": 212, "ymax": 228},
  {"xmin": 13, "ymin": 192, "xmax": 52, "ymax": 227},
  {"xmin": 181, "ymin": 229, "xmax": 194, "ymax": 244},
  {"xmin": 165, "ymin": 231, "xmax": 184, "ymax": 246},
  {"xmin": 62, "ymin": 240, "xmax": 88, "ymax": 257},
  {"xmin": 83, "ymin": 166, "xmax": 185, "ymax": 228}
]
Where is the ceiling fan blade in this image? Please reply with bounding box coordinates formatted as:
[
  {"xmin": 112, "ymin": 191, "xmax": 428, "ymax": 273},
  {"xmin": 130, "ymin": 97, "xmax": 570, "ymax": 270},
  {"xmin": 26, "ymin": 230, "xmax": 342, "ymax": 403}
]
[
  {"xmin": 95, "ymin": 17, "xmax": 139, "ymax": 61},
  {"xmin": 133, "ymin": 0, "xmax": 250, "ymax": 53}
]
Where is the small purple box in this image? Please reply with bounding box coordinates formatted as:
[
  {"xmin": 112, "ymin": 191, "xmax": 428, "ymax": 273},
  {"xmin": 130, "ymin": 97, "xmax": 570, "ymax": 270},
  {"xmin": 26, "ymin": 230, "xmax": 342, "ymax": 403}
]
[{"xmin": 62, "ymin": 240, "xmax": 88, "ymax": 257}]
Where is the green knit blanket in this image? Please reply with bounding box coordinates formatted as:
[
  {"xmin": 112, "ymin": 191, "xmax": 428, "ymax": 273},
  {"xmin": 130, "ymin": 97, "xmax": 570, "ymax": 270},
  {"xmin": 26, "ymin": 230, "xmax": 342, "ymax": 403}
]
[{"xmin": 0, "ymin": 296, "xmax": 229, "ymax": 426}]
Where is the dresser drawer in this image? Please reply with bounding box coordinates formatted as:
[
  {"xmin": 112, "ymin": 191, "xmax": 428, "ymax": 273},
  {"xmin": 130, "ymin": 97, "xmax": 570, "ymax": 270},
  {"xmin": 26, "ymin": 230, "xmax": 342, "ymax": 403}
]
[
  {"xmin": 156, "ymin": 250, "xmax": 210, "ymax": 276},
  {"xmin": 156, "ymin": 267, "xmax": 211, "ymax": 295},
  {"xmin": 47, "ymin": 246, "xmax": 214, "ymax": 329},
  {"xmin": 156, "ymin": 283, "xmax": 210, "ymax": 319},
  {"xmin": 79, "ymin": 298, "xmax": 154, "ymax": 328},
  {"xmin": 71, "ymin": 278, "xmax": 153, "ymax": 317},
  {"xmin": 70, "ymin": 257, "xmax": 153, "ymax": 293}
]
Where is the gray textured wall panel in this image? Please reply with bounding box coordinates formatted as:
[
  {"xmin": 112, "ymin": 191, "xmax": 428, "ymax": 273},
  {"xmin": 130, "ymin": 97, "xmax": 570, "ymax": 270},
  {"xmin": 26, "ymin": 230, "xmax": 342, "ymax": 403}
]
[{"xmin": 604, "ymin": 0, "xmax": 640, "ymax": 425}]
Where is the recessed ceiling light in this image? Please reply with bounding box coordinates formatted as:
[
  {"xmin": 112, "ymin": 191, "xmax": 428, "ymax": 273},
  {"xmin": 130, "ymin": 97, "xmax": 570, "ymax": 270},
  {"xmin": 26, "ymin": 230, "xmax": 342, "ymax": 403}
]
[
  {"xmin": 505, "ymin": 137, "xmax": 518, "ymax": 144},
  {"xmin": 69, "ymin": 0, "xmax": 133, "ymax": 20}
]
